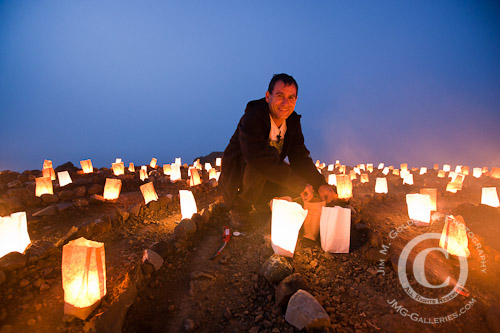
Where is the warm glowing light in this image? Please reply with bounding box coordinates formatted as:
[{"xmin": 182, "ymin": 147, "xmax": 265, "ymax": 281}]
[
  {"xmin": 115, "ymin": 158, "xmax": 121, "ymax": 163},
  {"xmin": 420, "ymin": 188, "xmax": 437, "ymax": 211},
  {"xmin": 382, "ymin": 167, "xmax": 389, "ymax": 175},
  {"xmin": 359, "ymin": 164, "xmax": 365, "ymax": 171},
  {"xmin": 446, "ymin": 174, "xmax": 464, "ymax": 193},
  {"xmin": 349, "ymin": 170, "xmax": 357, "ymax": 181},
  {"xmin": 103, "ymin": 178, "xmax": 122, "ymax": 200},
  {"xmin": 302, "ymin": 200, "xmax": 325, "ymax": 241},
  {"xmin": 378, "ymin": 163, "xmax": 384, "ymax": 170},
  {"xmin": 455, "ymin": 165, "xmax": 462, "ymax": 174},
  {"xmin": 482, "ymin": 167, "xmax": 488, "ymax": 174},
  {"xmin": 375, "ymin": 178, "xmax": 388, "ymax": 194},
  {"xmin": 112, "ymin": 162, "xmax": 124, "ymax": 176},
  {"xmin": 338, "ymin": 165, "xmax": 346, "ymax": 174},
  {"xmin": 403, "ymin": 173, "xmax": 414, "ymax": 185},
  {"xmin": 170, "ymin": 163, "xmax": 182, "ymax": 182},
  {"xmin": 393, "ymin": 169, "xmax": 400, "ymax": 176},
  {"xmin": 58, "ymin": 171, "xmax": 72, "ymax": 187},
  {"xmin": 360, "ymin": 174, "xmax": 369, "ymax": 183},
  {"xmin": 328, "ymin": 174, "xmax": 336, "ymax": 186},
  {"xmin": 327, "ymin": 164, "xmax": 334, "ymax": 171},
  {"xmin": 336, "ymin": 174, "xmax": 352, "ymax": 200},
  {"xmin": 179, "ymin": 190, "xmax": 197, "ymax": 219},
  {"xmin": 400, "ymin": 163, "xmax": 408, "ymax": 172},
  {"xmin": 80, "ymin": 159, "xmax": 93, "ymax": 174},
  {"xmin": 481, "ymin": 187, "xmax": 499, "ymax": 208},
  {"xmin": 189, "ymin": 168, "xmax": 201, "ymax": 186},
  {"xmin": 140, "ymin": 182, "xmax": 158, "ymax": 204},
  {"xmin": 320, "ymin": 206, "xmax": 351, "ymax": 253},
  {"xmin": 437, "ymin": 170, "xmax": 446, "ymax": 178},
  {"xmin": 205, "ymin": 163, "xmax": 212, "ymax": 171},
  {"xmin": 406, "ymin": 193, "xmax": 432, "ymax": 224},
  {"xmin": 128, "ymin": 163, "xmax": 135, "ymax": 172},
  {"xmin": 433, "ymin": 164, "xmax": 439, "ymax": 170},
  {"xmin": 473, "ymin": 168, "xmax": 482, "ymax": 178},
  {"xmin": 315, "ymin": 160, "xmax": 320, "ymax": 167},
  {"xmin": 62, "ymin": 237, "xmax": 106, "ymax": 320},
  {"xmin": 491, "ymin": 167, "xmax": 500, "ymax": 179},
  {"xmin": 439, "ymin": 215, "xmax": 470, "ymax": 257},
  {"xmin": 35, "ymin": 177, "xmax": 53, "ymax": 197},
  {"xmin": 366, "ymin": 164, "xmax": 373, "ymax": 173},
  {"xmin": 160, "ymin": 164, "xmax": 170, "ymax": 176},
  {"xmin": 139, "ymin": 169, "xmax": 148, "ymax": 181},
  {"xmin": 209, "ymin": 168, "xmax": 217, "ymax": 180},
  {"xmin": 175, "ymin": 157, "xmax": 182, "ymax": 166},
  {"xmin": 353, "ymin": 167, "xmax": 360, "ymax": 175},
  {"xmin": 216, "ymin": 157, "xmax": 222, "ymax": 167},
  {"xmin": 43, "ymin": 167, "xmax": 56, "ymax": 180},
  {"xmin": 0, "ymin": 212, "xmax": 31, "ymax": 258},
  {"xmin": 43, "ymin": 160, "xmax": 52, "ymax": 169},
  {"xmin": 419, "ymin": 167, "xmax": 427, "ymax": 175},
  {"xmin": 443, "ymin": 164, "xmax": 451, "ymax": 172},
  {"xmin": 271, "ymin": 199, "xmax": 308, "ymax": 257},
  {"xmin": 150, "ymin": 158, "xmax": 157, "ymax": 168},
  {"xmin": 462, "ymin": 166, "xmax": 469, "ymax": 175}
]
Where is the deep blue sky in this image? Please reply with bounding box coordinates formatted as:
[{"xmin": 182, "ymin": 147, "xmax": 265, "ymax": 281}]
[{"xmin": 1, "ymin": 1, "xmax": 499, "ymax": 172}]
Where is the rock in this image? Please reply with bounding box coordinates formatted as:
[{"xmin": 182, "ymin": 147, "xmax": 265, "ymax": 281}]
[
  {"xmin": 142, "ymin": 249, "xmax": 164, "ymax": 271},
  {"xmin": 58, "ymin": 190, "xmax": 75, "ymax": 201},
  {"xmin": 178, "ymin": 218, "xmax": 197, "ymax": 235},
  {"xmin": 25, "ymin": 240, "xmax": 56, "ymax": 259},
  {"xmin": 55, "ymin": 226, "xmax": 79, "ymax": 248},
  {"xmin": 275, "ymin": 273, "xmax": 309, "ymax": 308},
  {"xmin": 148, "ymin": 200, "xmax": 161, "ymax": 211},
  {"xmin": 73, "ymin": 186, "xmax": 86, "ymax": 197},
  {"xmin": 7, "ymin": 180, "xmax": 23, "ymax": 188},
  {"xmin": 173, "ymin": 224, "xmax": 187, "ymax": 241},
  {"xmin": 129, "ymin": 203, "xmax": 142, "ymax": 216},
  {"xmin": 32, "ymin": 205, "xmax": 58, "ymax": 217},
  {"xmin": 39, "ymin": 283, "xmax": 50, "ymax": 291},
  {"xmin": 95, "ymin": 283, "xmax": 138, "ymax": 333},
  {"xmin": 285, "ymin": 289, "xmax": 331, "ymax": 330},
  {"xmin": 0, "ymin": 270, "xmax": 6, "ymax": 286},
  {"xmin": 76, "ymin": 222, "xmax": 95, "ymax": 239},
  {"xmin": 19, "ymin": 279, "xmax": 30, "ymax": 287},
  {"xmin": 0, "ymin": 252, "xmax": 27, "ymax": 271},
  {"xmin": 354, "ymin": 222, "xmax": 368, "ymax": 231},
  {"xmin": 259, "ymin": 254, "xmax": 294, "ymax": 283},
  {"xmin": 150, "ymin": 240, "xmax": 174, "ymax": 259},
  {"xmin": 159, "ymin": 195, "xmax": 172, "ymax": 208},
  {"xmin": 55, "ymin": 162, "xmax": 79, "ymax": 173},
  {"xmin": 183, "ymin": 318, "xmax": 196, "ymax": 331},
  {"xmin": 487, "ymin": 305, "xmax": 500, "ymax": 333},
  {"xmin": 93, "ymin": 219, "xmax": 112, "ymax": 235},
  {"xmin": 364, "ymin": 247, "xmax": 386, "ymax": 263},
  {"xmin": 89, "ymin": 194, "xmax": 105, "ymax": 204},
  {"xmin": 87, "ymin": 184, "xmax": 103, "ymax": 195},
  {"xmin": 41, "ymin": 193, "xmax": 59, "ymax": 204},
  {"xmin": 7, "ymin": 188, "xmax": 30, "ymax": 200},
  {"xmin": 116, "ymin": 207, "xmax": 130, "ymax": 222},
  {"xmin": 56, "ymin": 202, "xmax": 73, "ymax": 212},
  {"xmin": 369, "ymin": 233, "xmax": 382, "ymax": 249},
  {"xmin": 191, "ymin": 213, "xmax": 205, "ymax": 229},
  {"xmin": 74, "ymin": 198, "xmax": 89, "ymax": 207}
]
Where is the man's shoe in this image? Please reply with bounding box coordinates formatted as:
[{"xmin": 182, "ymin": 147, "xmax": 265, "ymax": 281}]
[{"xmin": 228, "ymin": 209, "xmax": 248, "ymax": 230}]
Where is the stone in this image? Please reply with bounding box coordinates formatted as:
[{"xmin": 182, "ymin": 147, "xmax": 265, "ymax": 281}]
[
  {"xmin": 0, "ymin": 270, "xmax": 6, "ymax": 286},
  {"xmin": 55, "ymin": 162, "xmax": 79, "ymax": 173},
  {"xmin": 93, "ymin": 218, "xmax": 112, "ymax": 234},
  {"xmin": 58, "ymin": 190, "xmax": 75, "ymax": 201},
  {"xmin": 178, "ymin": 218, "xmax": 197, "ymax": 235},
  {"xmin": 89, "ymin": 194, "xmax": 105, "ymax": 204},
  {"xmin": 285, "ymin": 289, "xmax": 331, "ymax": 330},
  {"xmin": 142, "ymin": 249, "xmax": 164, "ymax": 271},
  {"xmin": 73, "ymin": 186, "xmax": 86, "ymax": 197},
  {"xmin": 41, "ymin": 193, "xmax": 59, "ymax": 204},
  {"xmin": 259, "ymin": 254, "xmax": 294, "ymax": 283},
  {"xmin": 7, "ymin": 188, "xmax": 29, "ymax": 200},
  {"xmin": 173, "ymin": 224, "xmax": 188, "ymax": 241},
  {"xmin": 7, "ymin": 180, "xmax": 22, "ymax": 188},
  {"xmin": 487, "ymin": 305, "xmax": 500, "ymax": 333},
  {"xmin": 0, "ymin": 252, "xmax": 27, "ymax": 271},
  {"xmin": 191, "ymin": 213, "xmax": 205, "ymax": 229},
  {"xmin": 87, "ymin": 184, "xmax": 103, "ymax": 195},
  {"xmin": 76, "ymin": 222, "xmax": 96, "ymax": 239},
  {"xmin": 275, "ymin": 273, "xmax": 309, "ymax": 308},
  {"xmin": 128, "ymin": 203, "xmax": 142, "ymax": 216},
  {"xmin": 95, "ymin": 283, "xmax": 138, "ymax": 333},
  {"xmin": 24, "ymin": 240, "xmax": 56, "ymax": 259},
  {"xmin": 116, "ymin": 207, "xmax": 130, "ymax": 222},
  {"xmin": 148, "ymin": 200, "xmax": 161, "ymax": 211},
  {"xmin": 364, "ymin": 247, "xmax": 386, "ymax": 263},
  {"xmin": 55, "ymin": 226, "xmax": 79, "ymax": 248},
  {"xmin": 56, "ymin": 202, "xmax": 73, "ymax": 212},
  {"xmin": 150, "ymin": 240, "xmax": 174, "ymax": 259},
  {"xmin": 39, "ymin": 283, "xmax": 50, "ymax": 291},
  {"xmin": 32, "ymin": 205, "xmax": 58, "ymax": 217},
  {"xmin": 159, "ymin": 195, "xmax": 172, "ymax": 208}
]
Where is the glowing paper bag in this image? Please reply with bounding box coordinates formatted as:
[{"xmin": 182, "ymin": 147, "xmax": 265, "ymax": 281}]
[
  {"xmin": 62, "ymin": 237, "xmax": 106, "ymax": 320},
  {"xmin": 406, "ymin": 193, "xmax": 431, "ymax": 224},
  {"xmin": 336, "ymin": 174, "xmax": 352, "ymax": 200},
  {"xmin": 439, "ymin": 215, "xmax": 470, "ymax": 257},
  {"xmin": 43, "ymin": 167, "xmax": 56, "ymax": 180},
  {"xmin": 140, "ymin": 182, "xmax": 158, "ymax": 204},
  {"xmin": 271, "ymin": 199, "xmax": 308, "ymax": 257},
  {"xmin": 58, "ymin": 171, "xmax": 72, "ymax": 187},
  {"xmin": 103, "ymin": 178, "xmax": 122, "ymax": 200},
  {"xmin": 301, "ymin": 200, "xmax": 326, "ymax": 241},
  {"xmin": 35, "ymin": 176, "xmax": 53, "ymax": 197},
  {"xmin": 481, "ymin": 187, "xmax": 499, "ymax": 208},
  {"xmin": 111, "ymin": 162, "xmax": 124, "ymax": 176},
  {"xmin": 375, "ymin": 178, "xmax": 388, "ymax": 194},
  {"xmin": 80, "ymin": 159, "xmax": 93, "ymax": 174},
  {"xmin": 179, "ymin": 190, "xmax": 197, "ymax": 219},
  {"xmin": 0, "ymin": 212, "xmax": 31, "ymax": 258},
  {"xmin": 170, "ymin": 163, "xmax": 182, "ymax": 182},
  {"xmin": 320, "ymin": 206, "xmax": 351, "ymax": 253}
]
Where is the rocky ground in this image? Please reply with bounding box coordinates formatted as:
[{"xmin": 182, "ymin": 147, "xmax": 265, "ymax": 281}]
[{"xmin": 0, "ymin": 162, "xmax": 499, "ymax": 332}]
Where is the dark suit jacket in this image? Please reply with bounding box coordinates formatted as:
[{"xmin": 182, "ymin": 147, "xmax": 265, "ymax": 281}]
[{"xmin": 219, "ymin": 98, "xmax": 327, "ymax": 208}]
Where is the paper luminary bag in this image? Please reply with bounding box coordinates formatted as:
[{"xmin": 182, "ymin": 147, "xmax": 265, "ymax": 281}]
[
  {"xmin": 336, "ymin": 174, "xmax": 352, "ymax": 200},
  {"xmin": 170, "ymin": 163, "xmax": 182, "ymax": 182},
  {"xmin": 58, "ymin": 171, "xmax": 72, "ymax": 187},
  {"xmin": 406, "ymin": 193, "xmax": 432, "ymax": 225},
  {"xmin": 103, "ymin": 178, "xmax": 122, "ymax": 200},
  {"xmin": 42, "ymin": 167, "xmax": 56, "ymax": 180},
  {"xmin": 375, "ymin": 178, "xmax": 388, "ymax": 194},
  {"xmin": 139, "ymin": 168, "xmax": 148, "ymax": 181},
  {"xmin": 439, "ymin": 215, "xmax": 470, "ymax": 257},
  {"xmin": 163, "ymin": 164, "xmax": 171, "ymax": 175},
  {"xmin": 35, "ymin": 176, "xmax": 53, "ymax": 197},
  {"xmin": 301, "ymin": 200, "xmax": 326, "ymax": 241},
  {"xmin": 140, "ymin": 182, "xmax": 158, "ymax": 204},
  {"xmin": 111, "ymin": 162, "xmax": 124, "ymax": 176},
  {"xmin": 0, "ymin": 212, "xmax": 31, "ymax": 258},
  {"xmin": 189, "ymin": 168, "xmax": 201, "ymax": 186},
  {"xmin": 320, "ymin": 206, "xmax": 351, "ymax": 253},
  {"xmin": 271, "ymin": 199, "xmax": 308, "ymax": 257},
  {"xmin": 128, "ymin": 163, "xmax": 135, "ymax": 173},
  {"xmin": 481, "ymin": 187, "xmax": 499, "ymax": 208},
  {"xmin": 209, "ymin": 168, "xmax": 217, "ymax": 180},
  {"xmin": 62, "ymin": 237, "xmax": 106, "ymax": 320},
  {"xmin": 150, "ymin": 158, "xmax": 158, "ymax": 168},
  {"xmin": 43, "ymin": 159, "xmax": 52, "ymax": 169},
  {"xmin": 80, "ymin": 159, "xmax": 93, "ymax": 174},
  {"xmin": 420, "ymin": 188, "xmax": 437, "ymax": 211},
  {"xmin": 179, "ymin": 190, "xmax": 197, "ymax": 219}
]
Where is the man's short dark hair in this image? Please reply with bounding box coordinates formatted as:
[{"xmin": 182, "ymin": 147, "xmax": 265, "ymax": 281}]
[{"xmin": 268, "ymin": 73, "xmax": 298, "ymax": 96}]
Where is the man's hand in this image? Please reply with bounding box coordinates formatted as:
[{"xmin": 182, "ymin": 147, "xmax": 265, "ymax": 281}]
[
  {"xmin": 300, "ymin": 184, "xmax": 314, "ymax": 203},
  {"xmin": 318, "ymin": 184, "xmax": 336, "ymax": 203}
]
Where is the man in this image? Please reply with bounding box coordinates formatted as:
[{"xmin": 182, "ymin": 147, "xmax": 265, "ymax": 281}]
[{"xmin": 219, "ymin": 73, "xmax": 336, "ymax": 227}]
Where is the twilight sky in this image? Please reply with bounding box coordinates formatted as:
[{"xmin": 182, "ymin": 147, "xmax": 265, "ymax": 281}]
[{"xmin": 1, "ymin": 1, "xmax": 499, "ymax": 172}]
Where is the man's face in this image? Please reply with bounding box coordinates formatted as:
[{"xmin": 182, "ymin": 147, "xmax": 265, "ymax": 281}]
[{"xmin": 265, "ymin": 80, "xmax": 297, "ymax": 125}]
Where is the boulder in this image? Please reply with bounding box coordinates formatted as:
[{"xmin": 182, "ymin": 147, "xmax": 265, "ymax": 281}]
[
  {"xmin": 178, "ymin": 218, "xmax": 197, "ymax": 235},
  {"xmin": 87, "ymin": 184, "xmax": 104, "ymax": 195},
  {"xmin": 0, "ymin": 252, "xmax": 27, "ymax": 271},
  {"xmin": 259, "ymin": 254, "xmax": 294, "ymax": 283},
  {"xmin": 73, "ymin": 186, "xmax": 87, "ymax": 197},
  {"xmin": 142, "ymin": 249, "xmax": 164, "ymax": 271},
  {"xmin": 32, "ymin": 205, "xmax": 58, "ymax": 217},
  {"xmin": 275, "ymin": 273, "xmax": 309, "ymax": 308},
  {"xmin": 41, "ymin": 193, "xmax": 59, "ymax": 204},
  {"xmin": 285, "ymin": 289, "xmax": 331, "ymax": 330},
  {"xmin": 58, "ymin": 190, "xmax": 75, "ymax": 201}
]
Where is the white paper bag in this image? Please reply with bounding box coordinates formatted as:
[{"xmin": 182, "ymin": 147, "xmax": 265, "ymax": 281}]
[
  {"xmin": 271, "ymin": 199, "xmax": 308, "ymax": 257},
  {"xmin": 320, "ymin": 206, "xmax": 351, "ymax": 253}
]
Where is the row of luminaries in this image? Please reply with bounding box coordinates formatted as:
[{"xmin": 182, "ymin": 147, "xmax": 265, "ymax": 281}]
[
  {"xmin": 321, "ymin": 162, "xmax": 500, "ymax": 208},
  {"xmin": 35, "ymin": 157, "xmax": 221, "ymax": 200}
]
